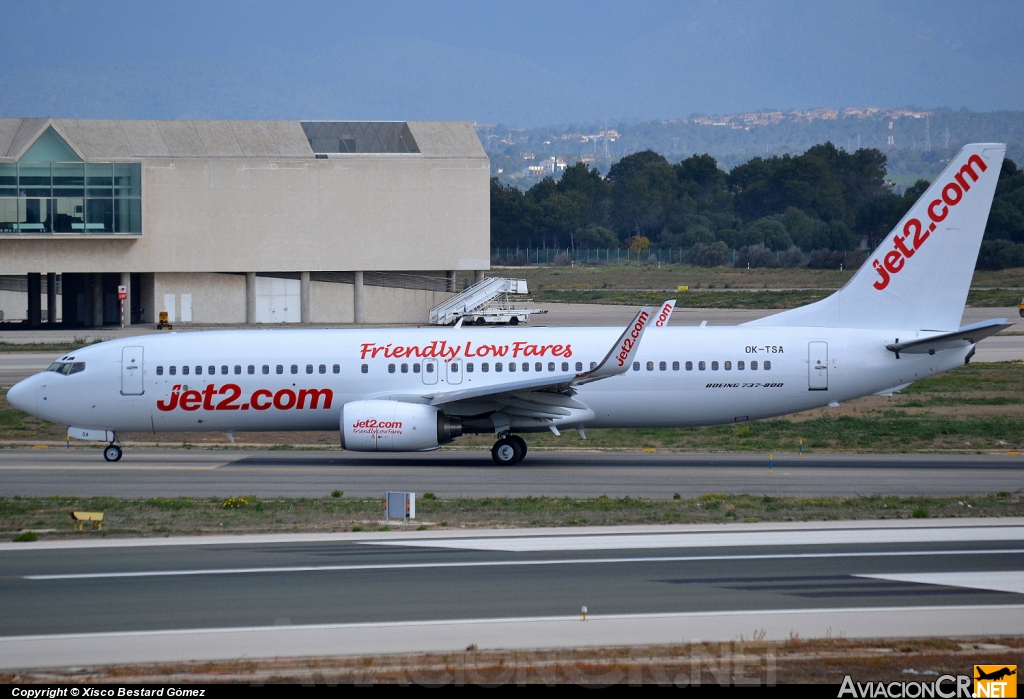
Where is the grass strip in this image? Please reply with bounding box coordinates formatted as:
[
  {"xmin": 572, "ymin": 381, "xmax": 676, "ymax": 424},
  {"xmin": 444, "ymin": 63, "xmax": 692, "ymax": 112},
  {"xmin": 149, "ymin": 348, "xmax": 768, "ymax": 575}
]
[{"xmin": 4, "ymin": 492, "xmax": 1021, "ymax": 540}]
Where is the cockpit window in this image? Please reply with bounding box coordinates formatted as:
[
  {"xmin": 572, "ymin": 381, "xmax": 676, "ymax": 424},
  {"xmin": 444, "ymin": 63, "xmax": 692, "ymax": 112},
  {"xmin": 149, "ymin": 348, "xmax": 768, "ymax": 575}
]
[{"xmin": 46, "ymin": 362, "xmax": 85, "ymax": 375}]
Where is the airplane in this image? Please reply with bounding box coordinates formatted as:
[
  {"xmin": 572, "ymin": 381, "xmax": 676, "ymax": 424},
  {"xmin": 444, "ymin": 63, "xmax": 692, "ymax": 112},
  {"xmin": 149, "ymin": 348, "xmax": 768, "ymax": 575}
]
[
  {"xmin": 975, "ymin": 667, "xmax": 1016, "ymax": 682},
  {"xmin": 6, "ymin": 144, "xmax": 1012, "ymax": 466}
]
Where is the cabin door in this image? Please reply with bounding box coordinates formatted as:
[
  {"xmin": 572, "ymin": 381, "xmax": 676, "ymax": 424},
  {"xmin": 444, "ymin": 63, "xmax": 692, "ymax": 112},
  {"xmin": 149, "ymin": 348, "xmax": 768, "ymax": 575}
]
[{"xmin": 121, "ymin": 346, "xmax": 145, "ymax": 395}]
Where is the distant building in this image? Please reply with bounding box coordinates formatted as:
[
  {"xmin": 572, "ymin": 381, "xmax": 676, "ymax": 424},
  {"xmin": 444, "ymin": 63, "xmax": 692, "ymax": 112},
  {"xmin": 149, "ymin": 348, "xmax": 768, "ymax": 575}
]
[{"xmin": 0, "ymin": 119, "xmax": 489, "ymax": 326}]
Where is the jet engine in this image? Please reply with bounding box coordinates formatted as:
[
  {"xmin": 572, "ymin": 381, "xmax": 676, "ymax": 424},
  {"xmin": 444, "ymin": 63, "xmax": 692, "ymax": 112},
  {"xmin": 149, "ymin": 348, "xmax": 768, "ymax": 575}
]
[{"xmin": 341, "ymin": 400, "xmax": 462, "ymax": 452}]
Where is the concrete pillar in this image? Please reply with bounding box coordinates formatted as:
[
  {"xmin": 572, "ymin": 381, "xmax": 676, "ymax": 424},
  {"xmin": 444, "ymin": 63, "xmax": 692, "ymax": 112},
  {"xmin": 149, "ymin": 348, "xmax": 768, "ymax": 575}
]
[
  {"xmin": 92, "ymin": 273, "xmax": 104, "ymax": 327},
  {"xmin": 300, "ymin": 272, "xmax": 311, "ymax": 324},
  {"xmin": 245, "ymin": 272, "xmax": 256, "ymax": 324},
  {"xmin": 353, "ymin": 271, "xmax": 364, "ymax": 324},
  {"xmin": 473, "ymin": 270, "xmax": 484, "ymax": 285},
  {"xmin": 446, "ymin": 270, "xmax": 456, "ymax": 292},
  {"xmin": 120, "ymin": 272, "xmax": 131, "ymax": 327},
  {"xmin": 46, "ymin": 273, "xmax": 58, "ymax": 325},
  {"xmin": 27, "ymin": 273, "xmax": 42, "ymax": 328}
]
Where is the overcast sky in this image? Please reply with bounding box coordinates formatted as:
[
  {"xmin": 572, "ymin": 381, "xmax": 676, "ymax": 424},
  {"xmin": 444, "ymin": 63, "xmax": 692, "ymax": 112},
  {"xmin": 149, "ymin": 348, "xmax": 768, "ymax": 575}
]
[{"xmin": 2, "ymin": 0, "xmax": 1022, "ymax": 126}]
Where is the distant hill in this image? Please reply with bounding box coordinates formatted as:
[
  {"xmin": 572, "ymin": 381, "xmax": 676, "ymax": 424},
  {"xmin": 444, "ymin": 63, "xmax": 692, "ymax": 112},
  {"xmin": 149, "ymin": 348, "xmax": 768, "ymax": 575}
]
[{"xmin": 481, "ymin": 107, "xmax": 1024, "ymax": 188}]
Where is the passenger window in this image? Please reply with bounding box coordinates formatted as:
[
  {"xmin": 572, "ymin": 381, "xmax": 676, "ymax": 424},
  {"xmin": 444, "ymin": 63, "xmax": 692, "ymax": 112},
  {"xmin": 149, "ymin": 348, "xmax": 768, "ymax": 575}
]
[
  {"xmin": 482, "ymin": 362, "xmax": 489, "ymax": 372},
  {"xmin": 412, "ymin": 363, "xmax": 420, "ymax": 373},
  {"xmin": 737, "ymin": 361, "xmax": 745, "ymax": 370},
  {"xmin": 698, "ymin": 361, "xmax": 706, "ymax": 371},
  {"xmin": 751, "ymin": 361, "xmax": 758, "ymax": 370},
  {"xmin": 361, "ymin": 364, "xmax": 368, "ymax": 373},
  {"xmin": 495, "ymin": 362, "xmax": 503, "ymax": 372},
  {"xmin": 195, "ymin": 366, "xmax": 202, "ymax": 375},
  {"xmin": 672, "ymin": 361, "xmax": 679, "ymax": 371},
  {"xmin": 451, "ymin": 364, "xmax": 459, "ymax": 373},
  {"xmin": 764, "ymin": 360, "xmax": 771, "ymax": 370},
  {"xmin": 402, "ymin": 363, "xmax": 409, "ymax": 373},
  {"xmin": 521, "ymin": 362, "xmax": 528, "ymax": 372},
  {"xmin": 548, "ymin": 362, "xmax": 555, "ymax": 372},
  {"xmin": 711, "ymin": 361, "xmax": 719, "ymax": 370},
  {"xmin": 426, "ymin": 364, "xmax": 434, "ymax": 373},
  {"xmin": 319, "ymin": 364, "xmax": 326, "ymax": 374},
  {"xmin": 685, "ymin": 361, "xmax": 693, "ymax": 371},
  {"xmin": 561, "ymin": 362, "xmax": 568, "ymax": 371},
  {"xmin": 724, "ymin": 361, "xmax": 731, "ymax": 370},
  {"xmin": 248, "ymin": 365, "xmax": 255, "ymax": 374},
  {"xmin": 305, "ymin": 364, "xmax": 313, "ymax": 374},
  {"xmin": 221, "ymin": 365, "xmax": 228, "ymax": 375},
  {"xmin": 660, "ymin": 361, "xmax": 667, "ymax": 371},
  {"xmin": 182, "ymin": 366, "xmax": 190, "ymax": 375},
  {"xmin": 647, "ymin": 361, "xmax": 654, "ymax": 371},
  {"xmin": 535, "ymin": 362, "xmax": 542, "ymax": 372},
  {"xmin": 333, "ymin": 364, "xmax": 340, "ymax": 374},
  {"xmin": 632, "ymin": 362, "xmax": 640, "ymax": 371},
  {"xmin": 509, "ymin": 363, "xmax": 516, "ymax": 372},
  {"xmin": 208, "ymin": 366, "xmax": 215, "ymax": 375},
  {"xmin": 234, "ymin": 365, "xmax": 241, "ymax": 375},
  {"xmin": 290, "ymin": 365, "xmax": 298, "ymax": 374},
  {"xmin": 575, "ymin": 362, "xmax": 583, "ymax": 372},
  {"xmin": 262, "ymin": 365, "xmax": 270, "ymax": 374},
  {"xmin": 156, "ymin": 366, "xmax": 164, "ymax": 376},
  {"xmin": 590, "ymin": 362, "xmax": 597, "ymax": 370},
  {"xmin": 466, "ymin": 363, "xmax": 473, "ymax": 372},
  {"xmin": 169, "ymin": 366, "xmax": 177, "ymax": 376},
  {"xmin": 388, "ymin": 364, "xmax": 396, "ymax": 374},
  {"xmin": 276, "ymin": 365, "xmax": 283, "ymax": 374}
]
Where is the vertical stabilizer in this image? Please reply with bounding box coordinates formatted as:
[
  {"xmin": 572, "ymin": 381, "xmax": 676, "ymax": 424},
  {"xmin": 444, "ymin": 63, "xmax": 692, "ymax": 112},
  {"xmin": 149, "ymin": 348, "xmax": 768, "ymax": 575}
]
[{"xmin": 746, "ymin": 144, "xmax": 1005, "ymax": 331}]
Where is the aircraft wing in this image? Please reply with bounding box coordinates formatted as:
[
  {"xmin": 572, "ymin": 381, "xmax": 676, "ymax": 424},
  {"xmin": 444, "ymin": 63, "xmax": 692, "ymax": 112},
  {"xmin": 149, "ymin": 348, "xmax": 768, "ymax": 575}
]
[
  {"xmin": 429, "ymin": 306, "xmax": 655, "ymax": 406},
  {"xmin": 885, "ymin": 318, "xmax": 1011, "ymax": 355}
]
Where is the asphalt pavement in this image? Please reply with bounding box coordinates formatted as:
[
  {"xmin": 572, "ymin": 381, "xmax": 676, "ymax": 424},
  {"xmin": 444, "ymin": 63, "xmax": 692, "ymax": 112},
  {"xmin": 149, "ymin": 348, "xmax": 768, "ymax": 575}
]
[
  {"xmin": 1, "ymin": 519, "xmax": 1022, "ymax": 668},
  {"xmin": 1, "ymin": 449, "xmax": 1022, "ymax": 498}
]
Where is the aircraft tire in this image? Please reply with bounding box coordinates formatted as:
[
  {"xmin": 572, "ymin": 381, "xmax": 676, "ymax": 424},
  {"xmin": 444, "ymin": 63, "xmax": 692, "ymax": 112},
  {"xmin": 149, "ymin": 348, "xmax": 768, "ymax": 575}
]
[
  {"xmin": 491, "ymin": 437, "xmax": 524, "ymax": 465},
  {"xmin": 103, "ymin": 444, "xmax": 123, "ymax": 462},
  {"xmin": 510, "ymin": 435, "xmax": 527, "ymax": 457}
]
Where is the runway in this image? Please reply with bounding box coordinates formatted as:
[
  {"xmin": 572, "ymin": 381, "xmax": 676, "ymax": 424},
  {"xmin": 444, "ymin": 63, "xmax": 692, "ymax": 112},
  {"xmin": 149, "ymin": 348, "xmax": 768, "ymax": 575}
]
[
  {"xmin": 1, "ymin": 448, "xmax": 1022, "ymax": 498},
  {"xmin": 1, "ymin": 519, "xmax": 1022, "ymax": 668}
]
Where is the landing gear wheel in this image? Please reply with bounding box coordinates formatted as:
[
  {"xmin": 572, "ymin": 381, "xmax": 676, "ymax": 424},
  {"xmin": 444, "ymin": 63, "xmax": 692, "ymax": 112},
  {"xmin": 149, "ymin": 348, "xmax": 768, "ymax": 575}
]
[
  {"xmin": 491, "ymin": 437, "xmax": 524, "ymax": 465},
  {"xmin": 103, "ymin": 444, "xmax": 123, "ymax": 462},
  {"xmin": 510, "ymin": 435, "xmax": 527, "ymax": 457},
  {"xmin": 508, "ymin": 317, "xmax": 519, "ymax": 326}
]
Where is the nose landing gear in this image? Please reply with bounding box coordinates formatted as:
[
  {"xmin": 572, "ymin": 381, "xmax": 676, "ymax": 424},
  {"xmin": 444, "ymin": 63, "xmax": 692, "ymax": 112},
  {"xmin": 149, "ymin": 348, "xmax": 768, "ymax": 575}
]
[
  {"xmin": 491, "ymin": 435, "xmax": 527, "ymax": 465},
  {"xmin": 103, "ymin": 442, "xmax": 123, "ymax": 462}
]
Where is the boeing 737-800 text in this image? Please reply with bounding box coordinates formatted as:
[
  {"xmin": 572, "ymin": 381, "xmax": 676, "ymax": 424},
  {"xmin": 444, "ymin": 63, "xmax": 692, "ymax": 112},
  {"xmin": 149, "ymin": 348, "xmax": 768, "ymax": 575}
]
[{"xmin": 6, "ymin": 144, "xmax": 1012, "ymax": 465}]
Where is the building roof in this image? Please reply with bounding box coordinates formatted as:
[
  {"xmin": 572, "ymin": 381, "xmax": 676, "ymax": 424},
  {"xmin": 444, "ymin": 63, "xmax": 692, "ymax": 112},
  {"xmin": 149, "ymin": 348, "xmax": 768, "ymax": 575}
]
[{"xmin": 0, "ymin": 118, "xmax": 485, "ymax": 161}]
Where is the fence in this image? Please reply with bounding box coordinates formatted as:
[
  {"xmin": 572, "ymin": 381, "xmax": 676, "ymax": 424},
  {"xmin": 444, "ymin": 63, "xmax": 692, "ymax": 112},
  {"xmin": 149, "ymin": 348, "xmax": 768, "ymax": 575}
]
[{"xmin": 491, "ymin": 248, "xmax": 705, "ymax": 266}]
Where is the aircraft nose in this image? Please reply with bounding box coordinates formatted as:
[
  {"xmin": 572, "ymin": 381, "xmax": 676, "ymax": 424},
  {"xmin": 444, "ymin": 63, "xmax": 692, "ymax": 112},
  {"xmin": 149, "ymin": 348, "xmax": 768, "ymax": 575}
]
[{"xmin": 6, "ymin": 377, "xmax": 35, "ymax": 412}]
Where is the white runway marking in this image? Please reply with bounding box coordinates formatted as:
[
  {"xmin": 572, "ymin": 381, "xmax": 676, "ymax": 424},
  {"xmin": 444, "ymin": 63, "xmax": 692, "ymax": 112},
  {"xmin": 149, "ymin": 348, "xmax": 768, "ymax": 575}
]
[
  {"xmin": 858, "ymin": 571, "xmax": 1024, "ymax": 596},
  {"xmin": 24, "ymin": 549, "xmax": 1024, "ymax": 581},
  {"xmin": 374, "ymin": 526, "xmax": 1024, "ymax": 552}
]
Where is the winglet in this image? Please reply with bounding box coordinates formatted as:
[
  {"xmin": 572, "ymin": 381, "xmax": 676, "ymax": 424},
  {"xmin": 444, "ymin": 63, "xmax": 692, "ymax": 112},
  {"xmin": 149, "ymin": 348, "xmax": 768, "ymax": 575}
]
[
  {"xmin": 575, "ymin": 306, "xmax": 654, "ymax": 384},
  {"xmin": 654, "ymin": 299, "xmax": 676, "ymax": 327}
]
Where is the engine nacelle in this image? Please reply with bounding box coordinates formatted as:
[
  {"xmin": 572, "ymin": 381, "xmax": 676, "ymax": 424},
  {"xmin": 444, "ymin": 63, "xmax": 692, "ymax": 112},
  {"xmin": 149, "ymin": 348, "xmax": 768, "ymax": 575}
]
[{"xmin": 341, "ymin": 400, "xmax": 462, "ymax": 452}]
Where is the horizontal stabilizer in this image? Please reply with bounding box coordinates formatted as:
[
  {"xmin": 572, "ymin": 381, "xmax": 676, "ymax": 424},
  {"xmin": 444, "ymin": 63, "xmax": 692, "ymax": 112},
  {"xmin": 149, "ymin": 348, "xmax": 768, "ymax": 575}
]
[{"xmin": 886, "ymin": 319, "xmax": 1011, "ymax": 355}]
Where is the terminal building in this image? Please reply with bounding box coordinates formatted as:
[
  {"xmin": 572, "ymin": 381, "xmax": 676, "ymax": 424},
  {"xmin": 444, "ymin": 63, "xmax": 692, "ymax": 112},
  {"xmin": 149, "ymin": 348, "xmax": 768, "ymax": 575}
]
[{"xmin": 0, "ymin": 118, "xmax": 489, "ymax": 327}]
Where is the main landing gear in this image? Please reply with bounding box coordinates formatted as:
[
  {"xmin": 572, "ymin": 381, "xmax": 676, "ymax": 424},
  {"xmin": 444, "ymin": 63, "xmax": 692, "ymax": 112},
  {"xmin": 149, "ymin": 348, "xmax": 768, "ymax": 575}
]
[
  {"xmin": 103, "ymin": 441, "xmax": 123, "ymax": 462},
  {"xmin": 491, "ymin": 435, "xmax": 527, "ymax": 465}
]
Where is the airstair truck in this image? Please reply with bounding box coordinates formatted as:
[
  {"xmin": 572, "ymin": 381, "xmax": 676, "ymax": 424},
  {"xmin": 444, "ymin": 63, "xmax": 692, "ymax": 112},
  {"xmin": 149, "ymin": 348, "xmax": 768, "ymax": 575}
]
[{"xmin": 429, "ymin": 277, "xmax": 547, "ymax": 326}]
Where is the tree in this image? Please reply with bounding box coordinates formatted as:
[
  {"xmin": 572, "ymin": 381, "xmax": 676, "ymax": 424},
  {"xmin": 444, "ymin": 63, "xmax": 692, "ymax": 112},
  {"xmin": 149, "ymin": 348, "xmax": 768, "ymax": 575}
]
[{"xmin": 607, "ymin": 151, "xmax": 678, "ymax": 241}]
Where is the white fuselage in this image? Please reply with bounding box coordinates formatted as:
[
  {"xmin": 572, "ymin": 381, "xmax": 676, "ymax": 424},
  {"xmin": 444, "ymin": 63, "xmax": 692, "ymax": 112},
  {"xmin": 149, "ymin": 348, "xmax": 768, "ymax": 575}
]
[{"xmin": 9, "ymin": 324, "xmax": 967, "ymax": 435}]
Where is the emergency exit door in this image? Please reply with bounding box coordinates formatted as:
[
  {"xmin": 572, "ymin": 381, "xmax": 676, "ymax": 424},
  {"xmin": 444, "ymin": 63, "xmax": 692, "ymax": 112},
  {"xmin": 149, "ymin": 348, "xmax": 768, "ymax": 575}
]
[
  {"xmin": 808, "ymin": 341, "xmax": 828, "ymax": 391},
  {"xmin": 121, "ymin": 346, "xmax": 144, "ymax": 395}
]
